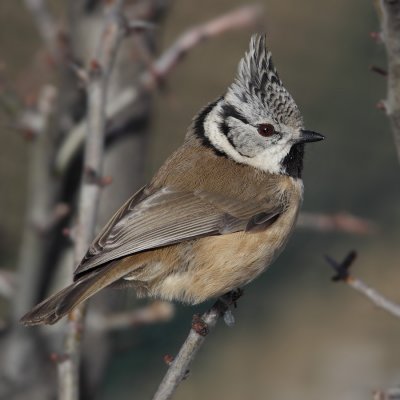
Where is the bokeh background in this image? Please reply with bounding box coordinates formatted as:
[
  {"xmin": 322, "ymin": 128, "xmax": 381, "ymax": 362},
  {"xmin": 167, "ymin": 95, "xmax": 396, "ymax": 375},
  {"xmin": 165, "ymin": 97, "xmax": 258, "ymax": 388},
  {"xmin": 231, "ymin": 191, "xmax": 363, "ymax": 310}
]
[{"xmin": 0, "ymin": 1, "xmax": 399, "ymax": 399}]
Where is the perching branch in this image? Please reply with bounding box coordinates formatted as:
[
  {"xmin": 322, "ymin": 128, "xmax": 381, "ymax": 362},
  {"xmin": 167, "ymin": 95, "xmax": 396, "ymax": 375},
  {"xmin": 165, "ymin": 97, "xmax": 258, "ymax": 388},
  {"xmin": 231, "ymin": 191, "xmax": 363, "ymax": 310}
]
[
  {"xmin": 152, "ymin": 291, "xmax": 242, "ymax": 400},
  {"xmin": 57, "ymin": 2, "xmax": 127, "ymax": 399},
  {"xmin": 54, "ymin": 4, "xmax": 263, "ymax": 174},
  {"xmin": 375, "ymin": 0, "xmax": 400, "ymax": 163},
  {"xmin": 325, "ymin": 251, "xmax": 400, "ymax": 320}
]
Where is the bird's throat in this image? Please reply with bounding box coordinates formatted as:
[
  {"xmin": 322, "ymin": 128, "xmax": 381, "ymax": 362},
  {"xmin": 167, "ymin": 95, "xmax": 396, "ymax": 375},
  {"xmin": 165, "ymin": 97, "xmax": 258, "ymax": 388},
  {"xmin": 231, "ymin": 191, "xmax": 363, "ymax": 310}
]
[{"xmin": 281, "ymin": 143, "xmax": 304, "ymax": 179}]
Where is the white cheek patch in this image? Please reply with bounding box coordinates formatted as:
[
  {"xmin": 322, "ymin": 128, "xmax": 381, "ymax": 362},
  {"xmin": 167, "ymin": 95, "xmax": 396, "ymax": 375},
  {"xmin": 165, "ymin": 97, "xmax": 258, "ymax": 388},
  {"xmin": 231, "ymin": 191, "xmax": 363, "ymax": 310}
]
[
  {"xmin": 204, "ymin": 106, "xmax": 291, "ymax": 174},
  {"xmin": 251, "ymin": 143, "xmax": 291, "ymax": 174}
]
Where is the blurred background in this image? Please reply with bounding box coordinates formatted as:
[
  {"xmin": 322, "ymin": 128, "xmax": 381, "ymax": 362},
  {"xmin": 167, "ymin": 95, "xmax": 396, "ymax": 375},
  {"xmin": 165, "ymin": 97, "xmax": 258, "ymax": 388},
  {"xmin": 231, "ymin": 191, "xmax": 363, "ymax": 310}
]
[{"xmin": 0, "ymin": 0, "xmax": 399, "ymax": 399}]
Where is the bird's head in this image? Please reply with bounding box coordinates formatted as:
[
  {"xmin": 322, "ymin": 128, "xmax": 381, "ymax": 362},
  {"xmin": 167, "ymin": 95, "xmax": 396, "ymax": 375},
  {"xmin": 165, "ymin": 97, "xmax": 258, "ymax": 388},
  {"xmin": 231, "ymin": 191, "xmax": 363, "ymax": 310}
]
[{"xmin": 195, "ymin": 34, "xmax": 324, "ymax": 178}]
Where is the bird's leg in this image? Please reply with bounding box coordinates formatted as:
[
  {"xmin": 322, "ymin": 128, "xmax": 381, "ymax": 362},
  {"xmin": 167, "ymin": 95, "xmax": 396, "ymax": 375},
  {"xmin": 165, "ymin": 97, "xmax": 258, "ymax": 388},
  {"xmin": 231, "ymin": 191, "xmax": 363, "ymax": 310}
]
[
  {"xmin": 191, "ymin": 289, "xmax": 244, "ymax": 334},
  {"xmin": 219, "ymin": 288, "xmax": 244, "ymax": 309},
  {"xmin": 217, "ymin": 288, "xmax": 244, "ymax": 327}
]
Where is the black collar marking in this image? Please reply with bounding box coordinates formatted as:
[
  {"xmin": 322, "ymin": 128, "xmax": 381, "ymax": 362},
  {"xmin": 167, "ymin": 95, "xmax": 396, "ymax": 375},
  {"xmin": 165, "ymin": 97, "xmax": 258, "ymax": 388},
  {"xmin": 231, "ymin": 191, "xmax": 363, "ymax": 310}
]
[{"xmin": 193, "ymin": 98, "xmax": 227, "ymax": 158}]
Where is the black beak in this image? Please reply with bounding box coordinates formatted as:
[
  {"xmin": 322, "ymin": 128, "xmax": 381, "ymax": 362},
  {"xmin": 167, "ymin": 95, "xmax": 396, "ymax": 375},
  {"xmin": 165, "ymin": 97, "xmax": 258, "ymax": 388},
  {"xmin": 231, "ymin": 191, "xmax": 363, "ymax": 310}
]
[{"xmin": 298, "ymin": 130, "xmax": 325, "ymax": 144}]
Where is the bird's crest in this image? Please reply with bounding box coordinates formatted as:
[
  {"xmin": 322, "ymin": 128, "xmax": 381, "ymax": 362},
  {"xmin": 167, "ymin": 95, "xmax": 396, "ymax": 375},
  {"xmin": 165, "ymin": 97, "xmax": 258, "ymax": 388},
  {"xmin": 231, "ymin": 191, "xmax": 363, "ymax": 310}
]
[{"xmin": 226, "ymin": 34, "xmax": 303, "ymax": 128}]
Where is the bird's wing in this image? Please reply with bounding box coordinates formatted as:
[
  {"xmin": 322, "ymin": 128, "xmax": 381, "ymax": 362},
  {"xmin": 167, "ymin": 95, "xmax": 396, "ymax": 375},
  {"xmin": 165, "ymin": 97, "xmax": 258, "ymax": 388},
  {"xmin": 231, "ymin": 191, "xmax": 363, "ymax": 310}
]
[{"xmin": 74, "ymin": 186, "xmax": 283, "ymax": 277}]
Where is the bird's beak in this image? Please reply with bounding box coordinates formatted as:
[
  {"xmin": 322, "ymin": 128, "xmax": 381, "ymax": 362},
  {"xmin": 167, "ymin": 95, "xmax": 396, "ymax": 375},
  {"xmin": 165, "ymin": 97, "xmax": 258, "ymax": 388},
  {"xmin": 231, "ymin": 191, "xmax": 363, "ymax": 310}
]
[{"xmin": 297, "ymin": 130, "xmax": 325, "ymax": 144}]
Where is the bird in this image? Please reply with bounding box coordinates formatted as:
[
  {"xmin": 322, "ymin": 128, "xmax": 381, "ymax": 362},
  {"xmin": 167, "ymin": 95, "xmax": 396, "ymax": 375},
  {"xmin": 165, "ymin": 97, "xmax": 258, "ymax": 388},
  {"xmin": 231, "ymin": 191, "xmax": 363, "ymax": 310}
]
[{"xmin": 21, "ymin": 34, "xmax": 324, "ymax": 326}]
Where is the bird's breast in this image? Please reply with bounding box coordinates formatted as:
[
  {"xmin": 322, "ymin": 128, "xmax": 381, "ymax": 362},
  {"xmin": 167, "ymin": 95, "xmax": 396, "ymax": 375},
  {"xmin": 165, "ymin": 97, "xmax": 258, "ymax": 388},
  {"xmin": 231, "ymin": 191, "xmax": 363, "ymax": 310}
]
[{"xmin": 155, "ymin": 178, "xmax": 303, "ymax": 304}]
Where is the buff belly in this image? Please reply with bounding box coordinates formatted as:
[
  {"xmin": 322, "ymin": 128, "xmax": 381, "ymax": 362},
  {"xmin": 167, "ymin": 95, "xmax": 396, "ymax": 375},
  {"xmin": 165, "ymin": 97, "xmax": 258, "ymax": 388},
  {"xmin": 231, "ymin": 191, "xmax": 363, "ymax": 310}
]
[{"xmin": 131, "ymin": 203, "xmax": 300, "ymax": 304}]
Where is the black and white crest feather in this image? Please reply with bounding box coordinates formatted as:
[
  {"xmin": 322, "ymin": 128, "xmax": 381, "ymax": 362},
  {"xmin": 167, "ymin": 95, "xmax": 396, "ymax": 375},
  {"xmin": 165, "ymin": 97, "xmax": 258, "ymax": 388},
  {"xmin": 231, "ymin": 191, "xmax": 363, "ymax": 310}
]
[
  {"xmin": 195, "ymin": 34, "xmax": 309, "ymax": 175},
  {"xmin": 226, "ymin": 34, "xmax": 303, "ymax": 129}
]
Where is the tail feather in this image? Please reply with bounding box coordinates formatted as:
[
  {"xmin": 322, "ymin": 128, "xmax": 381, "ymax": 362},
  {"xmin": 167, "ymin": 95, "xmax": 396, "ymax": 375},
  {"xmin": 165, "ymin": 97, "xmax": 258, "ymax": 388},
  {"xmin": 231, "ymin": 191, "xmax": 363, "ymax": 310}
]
[{"xmin": 20, "ymin": 261, "xmax": 131, "ymax": 326}]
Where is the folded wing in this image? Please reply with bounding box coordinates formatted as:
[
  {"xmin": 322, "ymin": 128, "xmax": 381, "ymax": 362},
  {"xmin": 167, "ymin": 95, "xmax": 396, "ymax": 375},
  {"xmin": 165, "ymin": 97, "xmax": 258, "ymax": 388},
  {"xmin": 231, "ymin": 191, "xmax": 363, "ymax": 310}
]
[{"xmin": 74, "ymin": 186, "xmax": 282, "ymax": 278}]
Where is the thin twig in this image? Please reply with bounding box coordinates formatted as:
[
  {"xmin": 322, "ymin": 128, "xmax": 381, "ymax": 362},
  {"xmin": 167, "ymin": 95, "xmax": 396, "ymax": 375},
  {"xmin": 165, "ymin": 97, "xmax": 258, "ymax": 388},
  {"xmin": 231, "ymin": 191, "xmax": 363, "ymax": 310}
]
[
  {"xmin": 88, "ymin": 301, "xmax": 174, "ymax": 332},
  {"xmin": 370, "ymin": 65, "xmax": 388, "ymax": 77},
  {"xmin": 148, "ymin": 4, "xmax": 262, "ymax": 84},
  {"xmin": 0, "ymin": 270, "xmax": 15, "ymax": 300},
  {"xmin": 325, "ymin": 251, "xmax": 400, "ymax": 319},
  {"xmin": 297, "ymin": 211, "xmax": 376, "ymax": 235},
  {"xmin": 376, "ymin": 0, "xmax": 400, "ymax": 163},
  {"xmin": 21, "ymin": 308, "xmax": 172, "ymax": 348},
  {"xmin": 348, "ymin": 279, "xmax": 400, "ymax": 318},
  {"xmin": 42, "ymin": 302, "xmax": 174, "ymax": 336},
  {"xmin": 55, "ymin": 4, "xmax": 263, "ymax": 174},
  {"xmin": 126, "ymin": 19, "xmax": 156, "ymax": 33},
  {"xmin": 18, "ymin": 84, "xmax": 58, "ymax": 139},
  {"xmin": 57, "ymin": 2, "xmax": 127, "ymax": 399},
  {"xmin": 152, "ymin": 292, "xmax": 242, "ymax": 400}
]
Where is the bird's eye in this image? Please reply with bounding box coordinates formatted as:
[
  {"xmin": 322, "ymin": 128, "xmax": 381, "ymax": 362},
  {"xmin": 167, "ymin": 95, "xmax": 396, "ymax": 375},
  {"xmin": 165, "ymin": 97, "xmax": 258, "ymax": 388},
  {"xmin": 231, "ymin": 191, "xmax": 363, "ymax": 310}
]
[{"xmin": 258, "ymin": 123, "xmax": 275, "ymax": 137}]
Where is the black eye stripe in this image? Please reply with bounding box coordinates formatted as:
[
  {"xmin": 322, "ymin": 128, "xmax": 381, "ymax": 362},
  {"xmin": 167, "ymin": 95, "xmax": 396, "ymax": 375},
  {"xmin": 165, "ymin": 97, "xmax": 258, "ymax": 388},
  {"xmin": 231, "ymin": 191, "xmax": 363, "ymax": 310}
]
[
  {"xmin": 221, "ymin": 103, "xmax": 249, "ymax": 125},
  {"xmin": 219, "ymin": 121, "xmax": 230, "ymax": 137}
]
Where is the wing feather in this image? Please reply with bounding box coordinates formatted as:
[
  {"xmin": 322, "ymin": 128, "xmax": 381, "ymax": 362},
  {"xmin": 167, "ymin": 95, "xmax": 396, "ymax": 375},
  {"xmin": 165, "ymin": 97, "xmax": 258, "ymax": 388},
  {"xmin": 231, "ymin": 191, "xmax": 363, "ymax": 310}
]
[{"xmin": 74, "ymin": 187, "xmax": 282, "ymax": 277}]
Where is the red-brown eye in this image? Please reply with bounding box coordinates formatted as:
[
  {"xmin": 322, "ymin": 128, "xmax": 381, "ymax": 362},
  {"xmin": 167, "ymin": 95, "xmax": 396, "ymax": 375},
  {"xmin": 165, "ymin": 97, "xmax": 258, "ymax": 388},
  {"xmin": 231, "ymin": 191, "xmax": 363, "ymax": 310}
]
[{"xmin": 258, "ymin": 123, "xmax": 275, "ymax": 137}]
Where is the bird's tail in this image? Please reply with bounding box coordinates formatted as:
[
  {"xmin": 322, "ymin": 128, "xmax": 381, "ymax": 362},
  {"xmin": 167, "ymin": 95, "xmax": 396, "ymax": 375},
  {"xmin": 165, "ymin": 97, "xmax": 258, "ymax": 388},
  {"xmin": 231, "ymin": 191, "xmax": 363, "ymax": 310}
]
[{"xmin": 20, "ymin": 261, "xmax": 130, "ymax": 326}]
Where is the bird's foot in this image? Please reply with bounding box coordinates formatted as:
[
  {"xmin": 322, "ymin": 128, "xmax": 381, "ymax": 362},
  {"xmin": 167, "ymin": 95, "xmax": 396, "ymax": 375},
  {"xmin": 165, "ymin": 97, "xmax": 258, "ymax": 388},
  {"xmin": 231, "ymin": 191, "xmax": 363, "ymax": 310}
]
[
  {"xmin": 216, "ymin": 288, "xmax": 244, "ymax": 327},
  {"xmin": 220, "ymin": 288, "xmax": 244, "ymax": 308}
]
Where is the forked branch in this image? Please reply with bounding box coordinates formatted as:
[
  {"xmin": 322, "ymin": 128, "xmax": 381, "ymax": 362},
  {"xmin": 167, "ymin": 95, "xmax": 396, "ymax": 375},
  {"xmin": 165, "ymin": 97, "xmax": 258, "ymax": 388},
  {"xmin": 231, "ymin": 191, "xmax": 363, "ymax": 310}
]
[{"xmin": 325, "ymin": 251, "xmax": 400, "ymax": 319}]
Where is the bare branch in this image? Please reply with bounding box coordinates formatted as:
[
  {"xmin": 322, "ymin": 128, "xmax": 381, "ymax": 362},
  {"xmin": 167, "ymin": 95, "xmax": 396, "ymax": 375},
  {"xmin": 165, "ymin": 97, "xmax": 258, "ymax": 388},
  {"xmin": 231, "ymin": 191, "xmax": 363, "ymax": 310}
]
[
  {"xmin": 349, "ymin": 278, "xmax": 400, "ymax": 318},
  {"xmin": 376, "ymin": 0, "xmax": 400, "ymax": 163},
  {"xmin": 31, "ymin": 203, "xmax": 70, "ymax": 235},
  {"xmin": 148, "ymin": 4, "xmax": 262, "ymax": 83},
  {"xmin": 18, "ymin": 84, "xmax": 57, "ymax": 139},
  {"xmin": 55, "ymin": 4, "xmax": 263, "ymax": 174},
  {"xmin": 325, "ymin": 251, "xmax": 400, "ymax": 320},
  {"xmin": 152, "ymin": 307, "xmax": 220, "ymax": 400},
  {"xmin": 57, "ymin": 2, "xmax": 128, "ymax": 399},
  {"xmin": 0, "ymin": 64, "xmax": 24, "ymax": 121},
  {"xmin": 23, "ymin": 0, "xmax": 58, "ymax": 57},
  {"xmin": 126, "ymin": 19, "xmax": 156, "ymax": 33},
  {"xmin": 370, "ymin": 64, "xmax": 388, "ymax": 76},
  {"xmin": 0, "ymin": 83, "xmax": 58, "ymax": 397},
  {"xmin": 297, "ymin": 212, "xmax": 376, "ymax": 235},
  {"xmin": 0, "ymin": 270, "xmax": 16, "ymax": 300},
  {"xmin": 41, "ymin": 302, "xmax": 174, "ymax": 336},
  {"xmin": 152, "ymin": 291, "xmax": 242, "ymax": 400},
  {"xmin": 88, "ymin": 301, "xmax": 174, "ymax": 332}
]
